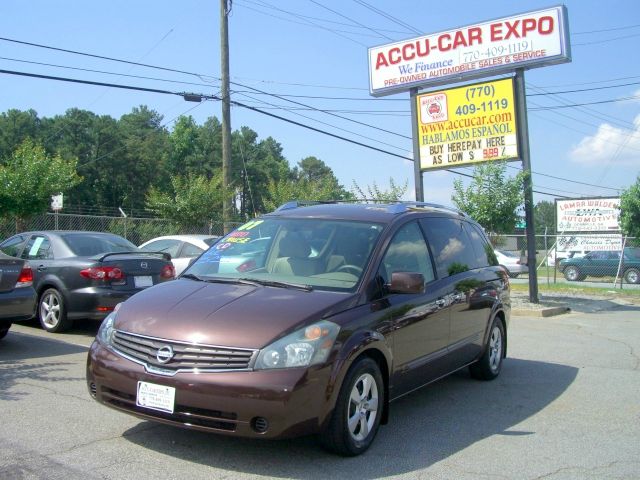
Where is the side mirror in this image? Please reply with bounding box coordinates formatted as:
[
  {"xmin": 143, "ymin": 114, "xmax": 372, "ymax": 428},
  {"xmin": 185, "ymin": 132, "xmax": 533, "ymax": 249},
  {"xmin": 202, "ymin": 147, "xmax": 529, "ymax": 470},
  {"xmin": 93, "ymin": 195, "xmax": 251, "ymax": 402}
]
[{"xmin": 388, "ymin": 272, "xmax": 425, "ymax": 294}]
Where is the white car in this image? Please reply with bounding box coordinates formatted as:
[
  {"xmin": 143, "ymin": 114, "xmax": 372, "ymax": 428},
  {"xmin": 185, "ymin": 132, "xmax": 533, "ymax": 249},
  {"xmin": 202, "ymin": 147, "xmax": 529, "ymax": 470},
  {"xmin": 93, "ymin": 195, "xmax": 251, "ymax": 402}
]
[
  {"xmin": 494, "ymin": 249, "xmax": 528, "ymax": 278},
  {"xmin": 139, "ymin": 235, "xmax": 220, "ymax": 275}
]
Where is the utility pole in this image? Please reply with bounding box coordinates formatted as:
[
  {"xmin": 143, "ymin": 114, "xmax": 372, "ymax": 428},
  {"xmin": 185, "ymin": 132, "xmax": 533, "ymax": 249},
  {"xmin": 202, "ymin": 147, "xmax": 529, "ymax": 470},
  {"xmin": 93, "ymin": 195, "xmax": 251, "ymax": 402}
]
[{"xmin": 220, "ymin": 0, "xmax": 232, "ymax": 233}]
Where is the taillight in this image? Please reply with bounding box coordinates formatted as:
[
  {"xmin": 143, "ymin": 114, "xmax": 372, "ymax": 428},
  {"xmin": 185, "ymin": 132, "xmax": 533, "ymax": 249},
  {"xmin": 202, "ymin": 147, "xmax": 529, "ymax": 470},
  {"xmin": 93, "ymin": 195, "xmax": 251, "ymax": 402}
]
[
  {"xmin": 160, "ymin": 264, "xmax": 175, "ymax": 279},
  {"xmin": 16, "ymin": 265, "xmax": 33, "ymax": 287},
  {"xmin": 236, "ymin": 259, "xmax": 256, "ymax": 273},
  {"xmin": 80, "ymin": 266, "xmax": 124, "ymax": 280}
]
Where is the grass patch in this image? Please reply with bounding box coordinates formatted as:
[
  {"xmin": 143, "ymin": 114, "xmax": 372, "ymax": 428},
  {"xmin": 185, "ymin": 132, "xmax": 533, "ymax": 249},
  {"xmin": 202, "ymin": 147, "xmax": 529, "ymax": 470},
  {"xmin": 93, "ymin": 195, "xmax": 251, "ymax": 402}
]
[{"xmin": 510, "ymin": 282, "xmax": 640, "ymax": 300}]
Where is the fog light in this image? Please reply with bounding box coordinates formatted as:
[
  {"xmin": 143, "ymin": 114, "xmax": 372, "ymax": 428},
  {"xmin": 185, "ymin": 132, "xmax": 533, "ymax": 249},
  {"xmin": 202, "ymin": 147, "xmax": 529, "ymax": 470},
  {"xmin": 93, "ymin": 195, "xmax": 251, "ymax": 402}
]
[{"xmin": 251, "ymin": 416, "xmax": 269, "ymax": 433}]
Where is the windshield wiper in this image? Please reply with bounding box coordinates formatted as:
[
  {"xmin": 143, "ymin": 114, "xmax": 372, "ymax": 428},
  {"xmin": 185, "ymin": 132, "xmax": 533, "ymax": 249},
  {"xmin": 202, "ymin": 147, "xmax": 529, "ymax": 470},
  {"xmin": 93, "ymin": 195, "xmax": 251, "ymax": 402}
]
[{"xmin": 240, "ymin": 278, "xmax": 313, "ymax": 292}]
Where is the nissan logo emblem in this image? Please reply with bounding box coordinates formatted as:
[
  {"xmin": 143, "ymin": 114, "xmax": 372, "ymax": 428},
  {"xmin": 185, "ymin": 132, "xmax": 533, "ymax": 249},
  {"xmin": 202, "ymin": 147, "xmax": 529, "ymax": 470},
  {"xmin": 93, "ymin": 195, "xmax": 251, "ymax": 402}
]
[
  {"xmin": 156, "ymin": 345, "xmax": 174, "ymax": 364},
  {"xmin": 140, "ymin": 262, "xmax": 148, "ymax": 269}
]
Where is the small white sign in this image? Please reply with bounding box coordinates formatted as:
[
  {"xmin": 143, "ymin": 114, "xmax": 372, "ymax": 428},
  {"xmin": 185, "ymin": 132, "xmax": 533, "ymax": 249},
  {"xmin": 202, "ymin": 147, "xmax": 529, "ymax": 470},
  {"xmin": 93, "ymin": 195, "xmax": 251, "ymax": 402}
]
[
  {"xmin": 136, "ymin": 381, "xmax": 175, "ymax": 413},
  {"xmin": 51, "ymin": 194, "xmax": 63, "ymax": 211}
]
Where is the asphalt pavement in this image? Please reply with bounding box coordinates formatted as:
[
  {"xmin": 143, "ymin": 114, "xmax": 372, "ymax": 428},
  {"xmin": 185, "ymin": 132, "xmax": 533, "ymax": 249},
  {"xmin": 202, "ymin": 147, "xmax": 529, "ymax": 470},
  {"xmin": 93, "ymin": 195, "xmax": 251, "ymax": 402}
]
[{"xmin": 1, "ymin": 303, "xmax": 639, "ymax": 480}]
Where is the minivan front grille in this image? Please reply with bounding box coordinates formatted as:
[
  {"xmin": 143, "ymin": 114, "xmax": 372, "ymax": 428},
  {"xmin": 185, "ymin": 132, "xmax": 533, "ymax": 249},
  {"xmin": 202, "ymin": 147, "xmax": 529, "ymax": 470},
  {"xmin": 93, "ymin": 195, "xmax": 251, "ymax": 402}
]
[{"xmin": 112, "ymin": 330, "xmax": 257, "ymax": 375}]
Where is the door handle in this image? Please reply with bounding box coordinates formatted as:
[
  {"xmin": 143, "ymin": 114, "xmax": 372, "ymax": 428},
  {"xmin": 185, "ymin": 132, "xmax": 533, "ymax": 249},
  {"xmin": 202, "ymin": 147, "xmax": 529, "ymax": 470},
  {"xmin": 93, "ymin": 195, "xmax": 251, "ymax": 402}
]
[{"xmin": 37, "ymin": 265, "xmax": 47, "ymax": 272}]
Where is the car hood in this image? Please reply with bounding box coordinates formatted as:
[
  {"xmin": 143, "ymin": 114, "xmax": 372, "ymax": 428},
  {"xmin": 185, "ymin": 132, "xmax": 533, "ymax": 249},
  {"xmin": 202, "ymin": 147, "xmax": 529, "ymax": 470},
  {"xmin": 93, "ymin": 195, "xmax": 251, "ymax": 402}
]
[{"xmin": 114, "ymin": 278, "xmax": 357, "ymax": 349}]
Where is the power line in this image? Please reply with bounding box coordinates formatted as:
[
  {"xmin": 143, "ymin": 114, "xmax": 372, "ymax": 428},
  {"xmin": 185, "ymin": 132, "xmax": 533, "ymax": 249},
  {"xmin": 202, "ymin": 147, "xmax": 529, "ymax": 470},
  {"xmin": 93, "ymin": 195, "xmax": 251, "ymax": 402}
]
[
  {"xmin": 0, "ymin": 38, "xmax": 630, "ymax": 192},
  {"xmin": 351, "ymin": 0, "xmax": 422, "ymax": 35},
  {"xmin": 307, "ymin": 0, "xmax": 395, "ymax": 41}
]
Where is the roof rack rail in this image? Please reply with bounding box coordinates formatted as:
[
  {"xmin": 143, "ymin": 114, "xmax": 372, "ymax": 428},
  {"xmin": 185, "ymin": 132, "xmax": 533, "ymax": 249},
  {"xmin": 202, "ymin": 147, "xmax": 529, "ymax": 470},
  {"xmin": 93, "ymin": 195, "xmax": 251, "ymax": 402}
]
[
  {"xmin": 386, "ymin": 201, "xmax": 467, "ymax": 217},
  {"xmin": 274, "ymin": 200, "xmax": 337, "ymax": 212}
]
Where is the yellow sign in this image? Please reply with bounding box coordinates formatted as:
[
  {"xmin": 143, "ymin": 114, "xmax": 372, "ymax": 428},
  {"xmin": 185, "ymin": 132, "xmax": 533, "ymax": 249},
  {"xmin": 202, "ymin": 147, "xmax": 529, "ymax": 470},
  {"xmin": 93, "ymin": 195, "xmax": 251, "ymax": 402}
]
[{"xmin": 417, "ymin": 78, "xmax": 518, "ymax": 170}]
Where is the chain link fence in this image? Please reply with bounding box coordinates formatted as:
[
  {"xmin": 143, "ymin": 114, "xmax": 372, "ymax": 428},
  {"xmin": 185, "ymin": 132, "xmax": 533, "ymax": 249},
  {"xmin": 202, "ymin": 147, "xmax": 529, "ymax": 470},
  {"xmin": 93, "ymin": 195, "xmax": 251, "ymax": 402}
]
[
  {"xmin": 492, "ymin": 233, "xmax": 640, "ymax": 288},
  {"xmin": 2, "ymin": 214, "xmax": 639, "ymax": 287},
  {"xmin": 0, "ymin": 213, "xmax": 243, "ymax": 247}
]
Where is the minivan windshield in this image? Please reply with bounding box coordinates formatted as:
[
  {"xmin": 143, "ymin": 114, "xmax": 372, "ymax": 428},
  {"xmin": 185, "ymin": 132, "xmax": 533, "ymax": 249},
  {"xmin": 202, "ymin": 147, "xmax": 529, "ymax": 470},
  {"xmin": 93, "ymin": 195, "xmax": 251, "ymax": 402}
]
[{"xmin": 184, "ymin": 218, "xmax": 384, "ymax": 292}]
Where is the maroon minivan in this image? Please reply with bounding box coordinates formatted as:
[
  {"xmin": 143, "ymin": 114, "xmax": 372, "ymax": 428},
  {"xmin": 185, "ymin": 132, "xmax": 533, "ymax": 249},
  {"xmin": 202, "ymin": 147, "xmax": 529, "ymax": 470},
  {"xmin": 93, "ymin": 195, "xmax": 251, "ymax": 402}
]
[{"xmin": 87, "ymin": 202, "xmax": 510, "ymax": 456}]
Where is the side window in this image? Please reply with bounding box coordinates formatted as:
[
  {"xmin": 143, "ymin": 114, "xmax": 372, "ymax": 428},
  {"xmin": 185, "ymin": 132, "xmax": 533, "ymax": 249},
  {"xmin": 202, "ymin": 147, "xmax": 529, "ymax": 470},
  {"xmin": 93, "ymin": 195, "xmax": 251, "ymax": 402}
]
[
  {"xmin": 378, "ymin": 221, "xmax": 435, "ymax": 285},
  {"xmin": 140, "ymin": 239, "xmax": 181, "ymax": 258},
  {"xmin": 21, "ymin": 236, "xmax": 53, "ymax": 260},
  {"xmin": 465, "ymin": 222, "xmax": 496, "ymax": 267},
  {"xmin": 181, "ymin": 243, "xmax": 204, "ymax": 258},
  {"xmin": 0, "ymin": 235, "xmax": 27, "ymax": 257},
  {"xmin": 420, "ymin": 217, "xmax": 478, "ymax": 278}
]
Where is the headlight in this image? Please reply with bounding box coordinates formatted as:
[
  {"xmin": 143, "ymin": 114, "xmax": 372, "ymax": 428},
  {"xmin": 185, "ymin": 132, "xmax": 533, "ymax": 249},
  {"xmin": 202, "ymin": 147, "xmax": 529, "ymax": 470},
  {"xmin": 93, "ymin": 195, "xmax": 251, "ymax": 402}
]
[
  {"xmin": 97, "ymin": 310, "xmax": 117, "ymax": 347},
  {"xmin": 255, "ymin": 321, "xmax": 340, "ymax": 370}
]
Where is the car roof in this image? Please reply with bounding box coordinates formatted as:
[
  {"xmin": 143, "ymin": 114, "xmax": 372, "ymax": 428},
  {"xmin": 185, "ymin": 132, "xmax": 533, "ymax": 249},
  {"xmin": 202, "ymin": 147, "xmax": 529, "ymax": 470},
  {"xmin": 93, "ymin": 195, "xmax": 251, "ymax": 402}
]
[
  {"xmin": 12, "ymin": 230, "xmax": 124, "ymax": 238},
  {"xmin": 264, "ymin": 202, "xmax": 467, "ymax": 223}
]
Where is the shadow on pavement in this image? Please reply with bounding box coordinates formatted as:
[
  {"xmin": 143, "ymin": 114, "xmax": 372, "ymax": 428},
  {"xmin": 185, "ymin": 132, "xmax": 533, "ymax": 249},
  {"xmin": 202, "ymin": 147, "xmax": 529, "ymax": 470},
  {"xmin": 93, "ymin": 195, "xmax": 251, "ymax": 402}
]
[
  {"xmin": 0, "ymin": 331, "xmax": 88, "ymax": 401},
  {"xmin": 122, "ymin": 358, "xmax": 578, "ymax": 478}
]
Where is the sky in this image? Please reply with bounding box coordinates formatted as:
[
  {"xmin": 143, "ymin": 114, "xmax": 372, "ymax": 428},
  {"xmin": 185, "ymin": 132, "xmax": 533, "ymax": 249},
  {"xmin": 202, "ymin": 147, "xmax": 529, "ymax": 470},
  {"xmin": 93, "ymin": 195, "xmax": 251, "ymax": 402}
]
[{"xmin": 0, "ymin": 0, "xmax": 639, "ymax": 209}]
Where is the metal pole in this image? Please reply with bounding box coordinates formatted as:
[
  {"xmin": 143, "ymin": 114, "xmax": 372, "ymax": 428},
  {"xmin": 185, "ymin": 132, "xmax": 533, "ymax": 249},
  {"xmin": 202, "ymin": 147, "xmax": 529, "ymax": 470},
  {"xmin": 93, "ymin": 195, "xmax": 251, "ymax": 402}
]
[
  {"xmin": 544, "ymin": 226, "xmax": 549, "ymax": 286},
  {"xmin": 410, "ymin": 88, "xmax": 424, "ymax": 201},
  {"xmin": 515, "ymin": 69, "xmax": 539, "ymax": 303},
  {"xmin": 220, "ymin": 0, "xmax": 232, "ymax": 234}
]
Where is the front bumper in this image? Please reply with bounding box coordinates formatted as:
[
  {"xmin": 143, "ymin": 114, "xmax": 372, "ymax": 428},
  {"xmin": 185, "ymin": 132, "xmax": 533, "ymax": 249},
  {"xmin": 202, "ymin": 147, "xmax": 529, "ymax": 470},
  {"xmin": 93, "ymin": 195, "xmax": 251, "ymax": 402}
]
[{"xmin": 86, "ymin": 341, "xmax": 335, "ymax": 439}]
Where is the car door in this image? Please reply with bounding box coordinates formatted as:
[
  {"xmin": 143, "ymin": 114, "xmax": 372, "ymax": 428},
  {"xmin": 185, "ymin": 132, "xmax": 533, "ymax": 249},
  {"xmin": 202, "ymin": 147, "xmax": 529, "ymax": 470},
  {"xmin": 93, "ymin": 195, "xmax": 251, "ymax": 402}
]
[
  {"xmin": 20, "ymin": 234, "xmax": 56, "ymax": 291},
  {"xmin": 374, "ymin": 220, "xmax": 452, "ymax": 397},
  {"xmin": 420, "ymin": 217, "xmax": 493, "ymax": 364}
]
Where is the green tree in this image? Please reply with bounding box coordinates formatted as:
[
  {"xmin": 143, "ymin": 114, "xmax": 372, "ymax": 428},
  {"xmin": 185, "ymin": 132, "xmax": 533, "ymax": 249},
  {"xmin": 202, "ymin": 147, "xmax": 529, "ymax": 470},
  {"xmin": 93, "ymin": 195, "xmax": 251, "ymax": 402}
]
[
  {"xmin": 351, "ymin": 178, "xmax": 408, "ymax": 202},
  {"xmin": 0, "ymin": 139, "xmax": 81, "ymax": 227},
  {"xmin": 534, "ymin": 200, "xmax": 556, "ymax": 234},
  {"xmin": 620, "ymin": 175, "xmax": 640, "ymax": 239},
  {"xmin": 263, "ymin": 165, "xmax": 341, "ymax": 212},
  {"xmin": 145, "ymin": 173, "xmax": 227, "ymax": 231},
  {"xmin": 451, "ymin": 162, "xmax": 525, "ymax": 234},
  {"xmin": 118, "ymin": 106, "xmax": 170, "ymax": 210},
  {"xmin": 0, "ymin": 109, "xmax": 41, "ymax": 161}
]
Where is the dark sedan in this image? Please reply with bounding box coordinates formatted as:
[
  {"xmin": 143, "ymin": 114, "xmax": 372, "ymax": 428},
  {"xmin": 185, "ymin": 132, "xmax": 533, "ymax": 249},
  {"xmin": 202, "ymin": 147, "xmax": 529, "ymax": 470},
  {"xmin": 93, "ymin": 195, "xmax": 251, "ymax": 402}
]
[
  {"xmin": 0, "ymin": 231, "xmax": 175, "ymax": 333},
  {"xmin": 559, "ymin": 248, "xmax": 640, "ymax": 284},
  {"xmin": 0, "ymin": 252, "xmax": 37, "ymax": 340}
]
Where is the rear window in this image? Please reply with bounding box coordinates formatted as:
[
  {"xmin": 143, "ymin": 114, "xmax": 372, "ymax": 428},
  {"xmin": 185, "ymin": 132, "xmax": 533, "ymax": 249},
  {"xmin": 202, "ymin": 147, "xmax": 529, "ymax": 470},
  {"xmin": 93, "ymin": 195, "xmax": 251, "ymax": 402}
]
[{"xmin": 62, "ymin": 233, "xmax": 137, "ymax": 256}]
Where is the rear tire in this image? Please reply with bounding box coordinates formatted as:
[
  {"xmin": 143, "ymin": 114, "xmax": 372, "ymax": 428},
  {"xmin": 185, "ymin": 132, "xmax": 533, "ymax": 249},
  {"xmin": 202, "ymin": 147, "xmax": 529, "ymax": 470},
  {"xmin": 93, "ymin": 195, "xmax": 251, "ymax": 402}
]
[
  {"xmin": 320, "ymin": 357, "xmax": 383, "ymax": 456},
  {"xmin": 470, "ymin": 318, "xmax": 505, "ymax": 381},
  {"xmin": 38, "ymin": 288, "xmax": 72, "ymax": 333}
]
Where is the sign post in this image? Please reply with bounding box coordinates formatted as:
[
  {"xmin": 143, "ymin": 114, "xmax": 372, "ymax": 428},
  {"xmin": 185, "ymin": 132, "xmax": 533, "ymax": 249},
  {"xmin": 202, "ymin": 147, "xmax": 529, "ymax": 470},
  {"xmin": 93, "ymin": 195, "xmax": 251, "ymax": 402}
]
[
  {"xmin": 51, "ymin": 193, "xmax": 63, "ymax": 230},
  {"xmin": 410, "ymin": 87, "xmax": 424, "ymax": 201},
  {"xmin": 515, "ymin": 69, "xmax": 538, "ymax": 302}
]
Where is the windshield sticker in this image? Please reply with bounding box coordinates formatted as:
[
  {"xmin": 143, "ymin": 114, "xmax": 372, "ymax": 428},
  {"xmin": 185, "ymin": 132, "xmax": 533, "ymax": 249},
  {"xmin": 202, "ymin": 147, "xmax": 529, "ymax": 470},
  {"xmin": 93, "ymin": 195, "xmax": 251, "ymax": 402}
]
[
  {"xmin": 237, "ymin": 220, "xmax": 264, "ymax": 231},
  {"xmin": 28, "ymin": 237, "xmax": 45, "ymax": 256},
  {"xmin": 227, "ymin": 231, "xmax": 250, "ymax": 238}
]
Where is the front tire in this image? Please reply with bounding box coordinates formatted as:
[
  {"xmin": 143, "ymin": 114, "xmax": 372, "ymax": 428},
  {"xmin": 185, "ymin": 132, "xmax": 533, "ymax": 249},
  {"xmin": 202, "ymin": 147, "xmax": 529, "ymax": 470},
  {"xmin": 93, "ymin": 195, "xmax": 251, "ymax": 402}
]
[
  {"xmin": 624, "ymin": 268, "xmax": 640, "ymax": 284},
  {"xmin": 38, "ymin": 288, "xmax": 72, "ymax": 333},
  {"xmin": 320, "ymin": 357, "xmax": 384, "ymax": 456},
  {"xmin": 563, "ymin": 265, "xmax": 583, "ymax": 282},
  {"xmin": 470, "ymin": 318, "xmax": 505, "ymax": 381}
]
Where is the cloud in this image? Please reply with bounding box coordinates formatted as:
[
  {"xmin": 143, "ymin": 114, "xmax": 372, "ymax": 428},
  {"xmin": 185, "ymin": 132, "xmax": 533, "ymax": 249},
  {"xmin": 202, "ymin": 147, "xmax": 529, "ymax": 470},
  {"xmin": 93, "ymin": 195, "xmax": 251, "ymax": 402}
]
[{"xmin": 569, "ymin": 114, "xmax": 640, "ymax": 166}]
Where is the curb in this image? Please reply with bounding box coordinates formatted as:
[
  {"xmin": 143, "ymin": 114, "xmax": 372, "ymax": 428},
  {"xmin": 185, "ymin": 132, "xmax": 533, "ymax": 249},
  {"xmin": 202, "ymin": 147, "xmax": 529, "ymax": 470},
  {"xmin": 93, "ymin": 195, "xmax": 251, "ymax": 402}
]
[{"xmin": 512, "ymin": 305, "xmax": 571, "ymax": 317}]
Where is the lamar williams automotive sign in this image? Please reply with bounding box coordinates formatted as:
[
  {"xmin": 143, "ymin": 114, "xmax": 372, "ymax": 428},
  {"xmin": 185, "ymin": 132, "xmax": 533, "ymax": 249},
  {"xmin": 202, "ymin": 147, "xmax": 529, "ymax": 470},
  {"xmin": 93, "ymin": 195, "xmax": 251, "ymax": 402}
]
[{"xmin": 368, "ymin": 6, "xmax": 570, "ymax": 97}]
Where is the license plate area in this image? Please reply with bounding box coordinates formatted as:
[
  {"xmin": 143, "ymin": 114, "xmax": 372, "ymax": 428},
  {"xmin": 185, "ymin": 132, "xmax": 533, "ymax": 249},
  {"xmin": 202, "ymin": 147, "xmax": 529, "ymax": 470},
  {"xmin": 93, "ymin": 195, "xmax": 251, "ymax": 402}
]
[
  {"xmin": 134, "ymin": 276, "xmax": 153, "ymax": 288},
  {"xmin": 136, "ymin": 381, "xmax": 175, "ymax": 413}
]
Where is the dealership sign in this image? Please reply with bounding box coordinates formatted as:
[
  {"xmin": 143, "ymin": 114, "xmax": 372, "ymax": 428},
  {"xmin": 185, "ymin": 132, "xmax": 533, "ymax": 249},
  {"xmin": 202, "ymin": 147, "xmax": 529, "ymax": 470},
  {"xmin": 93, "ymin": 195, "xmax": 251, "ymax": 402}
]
[
  {"xmin": 416, "ymin": 78, "xmax": 518, "ymax": 170},
  {"xmin": 556, "ymin": 198, "xmax": 621, "ymax": 232},
  {"xmin": 368, "ymin": 6, "xmax": 570, "ymax": 96},
  {"xmin": 557, "ymin": 234, "xmax": 623, "ymax": 252}
]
